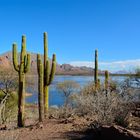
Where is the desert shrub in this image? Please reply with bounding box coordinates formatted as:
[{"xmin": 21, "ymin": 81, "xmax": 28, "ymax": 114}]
[
  {"xmin": 3, "ymin": 93, "xmax": 18, "ymax": 123},
  {"xmin": 25, "ymin": 104, "xmax": 38, "ymax": 121},
  {"xmin": 51, "ymin": 80, "xmax": 80, "ymax": 119},
  {"xmin": 49, "ymin": 105, "xmax": 75, "ymax": 119},
  {"xmin": 80, "ymin": 82, "xmax": 96, "ymax": 95},
  {"xmin": 57, "ymin": 80, "xmax": 80, "ymax": 107},
  {"xmin": 0, "ymin": 69, "xmax": 18, "ymax": 124},
  {"xmin": 73, "ymin": 81, "xmax": 135, "ymax": 126},
  {"xmin": 51, "ymin": 78, "xmax": 138, "ymax": 127}
]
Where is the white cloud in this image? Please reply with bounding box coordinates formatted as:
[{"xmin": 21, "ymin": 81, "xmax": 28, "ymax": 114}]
[{"xmin": 69, "ymin": 59, "xmax": 140, "ymax": 72}]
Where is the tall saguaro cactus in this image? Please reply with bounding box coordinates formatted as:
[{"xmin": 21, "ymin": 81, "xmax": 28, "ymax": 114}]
[
  {"xmin": 37, "ymin": 32, "xmax": 56, "ymax": 116},
  {"xmin": 44, "ymin": 32, "xmax": 56, "ymax": 114},
  {"xmin": 37, "ymin": 54, "xmax": 44, "ymax": 122},
  {"xmin": 94, "ymin": 49, "xmax": 98, "ymax": 89},
  {"xmin": 12, "ymin": 35, "xmax": 30, "ymax": 127}
]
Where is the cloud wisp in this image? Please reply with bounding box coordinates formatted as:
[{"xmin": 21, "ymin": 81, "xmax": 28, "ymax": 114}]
[{"xmin": 70, "ymin": 59, "xmax": 140, "ymax": 72}]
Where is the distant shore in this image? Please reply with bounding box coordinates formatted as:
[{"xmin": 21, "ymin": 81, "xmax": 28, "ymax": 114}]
[{"xmin": 26, "ymin": 73, "xmax": 139, "ymax": 77}]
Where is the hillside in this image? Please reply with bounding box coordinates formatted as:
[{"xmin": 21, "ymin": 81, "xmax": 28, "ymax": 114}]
[{"xmin": 0, "ymin": 51, "xmax": 101, "ymax": 75}]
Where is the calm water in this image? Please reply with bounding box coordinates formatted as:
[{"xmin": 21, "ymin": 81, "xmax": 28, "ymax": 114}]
[{"xmin": 26, "ymin": 75, "xmax": 127, "ymax": 106}]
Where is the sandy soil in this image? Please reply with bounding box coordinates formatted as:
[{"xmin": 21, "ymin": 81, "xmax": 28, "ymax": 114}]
[{"xmin": 0, "ymin": 116, "xmax": 139, "ymax": 140}]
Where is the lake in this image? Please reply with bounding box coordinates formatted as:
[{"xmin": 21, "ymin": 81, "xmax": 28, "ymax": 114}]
[{"xmin": 26, "ymin": 75, "xmax": 128, "ymax": 106}]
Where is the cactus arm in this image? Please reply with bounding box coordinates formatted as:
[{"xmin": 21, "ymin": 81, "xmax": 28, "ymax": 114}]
[
  {"xmin": 49, "ymin": 61, "xmax": 56, "ymax": 85},
  {"xmin": 48, "ymin": 54, "xmax": 56, "ymax": 85},
  {"xmin": 24, "ymin": 54, "xmax": 31, "ymax": 73},
  {"xmin": 12, "ymin": 43, "xmax": 19, "ymax": 72},
  {"xmin": 24, "ymin": 55, "xmax": 27, "ymax": 67}
]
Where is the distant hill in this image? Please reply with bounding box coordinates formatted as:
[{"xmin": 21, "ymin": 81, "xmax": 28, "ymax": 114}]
[{"xmin": 0, "ymin": 51, "xmax": 98, "ymax": 75}]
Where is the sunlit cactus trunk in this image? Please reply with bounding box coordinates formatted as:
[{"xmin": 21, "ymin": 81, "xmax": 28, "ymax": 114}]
[
  {"xmin": 37, "ymin": 54, "xmax": 44, "ymax": 122},
  {"xmin": 37, "ymin": 32, "xmax": 56, "ymax": 117},
  {"xmin": 44, "ymin": 86, "xmax": 49, "ymax": 113},
  {"xmin": 12, "ymin": 36, "xmax": 30, "ymax": 127},
  {"xmin": 94, "ymin": 49, "xmax": 98, "ymax": 89}
]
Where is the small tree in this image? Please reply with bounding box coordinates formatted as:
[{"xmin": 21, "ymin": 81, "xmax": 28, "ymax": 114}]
[
  {"xmin": 0, "ymin": 68, "xmax": 18, "ymax": 124},
  {"xmin": 57, "ymin": 80, "xmax": 80, "ymax": 107}
]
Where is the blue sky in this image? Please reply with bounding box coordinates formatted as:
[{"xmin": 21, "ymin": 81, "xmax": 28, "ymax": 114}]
[{"xmin": 0, "ymin": 0, "xmax": 140, "ymax": 71}]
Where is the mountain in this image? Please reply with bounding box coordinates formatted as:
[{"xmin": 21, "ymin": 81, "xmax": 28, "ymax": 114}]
[{"xmin": 0, "ymin": 51, "xmax": 95, "ymax": 75}]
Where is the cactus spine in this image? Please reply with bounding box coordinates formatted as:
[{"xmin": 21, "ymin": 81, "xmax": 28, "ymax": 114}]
[
  {"xmin": 12, "ymin": 35, "xmax": 30, "ymax": 127},
  {"xmin": 105, "ymin": 70, "xmax": 109, "ymax": 90},
  {"xmin": 94, "ymin": 49, "xmax": 98, "ymax": 89},
  {"xmin": 37, "ymin": 32, "xmax": 56, "ymax": 116},
  {"xmin": 37, "ymin": 54, "xmax": 44, "ymax": 122}
]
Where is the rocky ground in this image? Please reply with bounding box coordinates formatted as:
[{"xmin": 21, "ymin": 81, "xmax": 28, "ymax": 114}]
[
  {"xmin": 0, "ymin": 102, "xmax": 139, "ymax": 140},
  {"xmin": 0, "ymin": 114, "xmax": 139, "ymax": 140}
]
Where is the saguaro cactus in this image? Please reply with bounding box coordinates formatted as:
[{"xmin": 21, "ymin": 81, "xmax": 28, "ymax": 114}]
[
  {"xmin": 105, "ymin": 70, "xmax": 109, "ymax": 90},
  {"xmin": 37, "ymin": 54, "xmax": 44, "ymax": 122},
  {"xmin": 37, "ymin": 32, "xmax": 56, "ymax": 116},
  {"xmin": 44, "ymin": 32, "xmax": 56, "ymax": 114},
  {"xmin": 94, "ymin": 49, "xmax": 98, "ymax": 89},
  {"xmin": 12, "ymin": 35, "xmax": 30, "ymax": 127}
]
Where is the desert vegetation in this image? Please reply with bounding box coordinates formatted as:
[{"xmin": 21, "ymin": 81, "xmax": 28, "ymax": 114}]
[{"xmin": 0, "ymin": 33, "xmax": 139, "ymax": 140}]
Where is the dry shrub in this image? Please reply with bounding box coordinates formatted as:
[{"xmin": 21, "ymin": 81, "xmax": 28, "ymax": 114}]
[
  {"xmin": 0, "ymin": 69, "xmax": 18, "ymax": 124},
  {"xmin": 73, "ymin": 82, "xmax": 135, "ymax": 126},
  {"xmin": 50, "ymin": 79, "xmax": 137, "ymax": 127},
  {"xmin": 49, "ymin": 106, "xmax": 75, "ymax": 119}
]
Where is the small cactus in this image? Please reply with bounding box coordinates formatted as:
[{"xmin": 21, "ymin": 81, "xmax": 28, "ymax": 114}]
[
  {"xmin": 94, "ymin": 49, "xmax": 98, "ymax": 89},
  {"xmin": 12, "ymin": 35, "xmax": 30, "ymax": 127},
  {"xmin": 105, "ymin": 70, "xmax": 109, "ymax": 91}
]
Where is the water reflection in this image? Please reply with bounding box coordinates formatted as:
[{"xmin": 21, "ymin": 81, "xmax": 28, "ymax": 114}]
[{"xmin": 26, "ymin": 75, "xmax": 128, "ymax": 106}]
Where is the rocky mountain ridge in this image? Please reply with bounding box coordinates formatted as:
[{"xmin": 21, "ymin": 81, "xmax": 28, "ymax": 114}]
[{"xmin": 0, "ymin": 51, "xmax": 99, "ymax": 75}]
